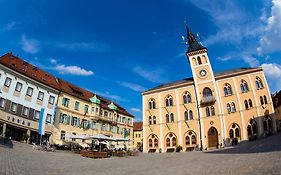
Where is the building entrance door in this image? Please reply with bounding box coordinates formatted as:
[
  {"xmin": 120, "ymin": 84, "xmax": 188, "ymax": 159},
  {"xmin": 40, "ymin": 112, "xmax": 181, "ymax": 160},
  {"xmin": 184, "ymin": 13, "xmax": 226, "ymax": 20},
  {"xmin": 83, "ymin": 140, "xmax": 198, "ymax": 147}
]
[{"xmin": 208, "ymin": 127, "xmax": 218, "ymax": 148}]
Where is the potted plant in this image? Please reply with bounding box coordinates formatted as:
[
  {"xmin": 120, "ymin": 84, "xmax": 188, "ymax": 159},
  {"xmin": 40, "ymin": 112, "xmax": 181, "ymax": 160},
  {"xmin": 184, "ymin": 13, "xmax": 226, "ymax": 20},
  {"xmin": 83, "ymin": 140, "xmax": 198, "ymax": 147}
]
[
  {"xmin": 176, "ymin": 145, "xmax": 183, "ymax": 152},
  {"xmin": 22, "ymin": 133, "xmax": 30, "ymax": 143}
]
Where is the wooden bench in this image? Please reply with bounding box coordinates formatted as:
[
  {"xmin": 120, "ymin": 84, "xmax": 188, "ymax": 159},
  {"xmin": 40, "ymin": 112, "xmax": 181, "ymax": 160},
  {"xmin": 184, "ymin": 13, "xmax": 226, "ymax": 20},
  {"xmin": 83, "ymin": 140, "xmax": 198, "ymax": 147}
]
[
  {"xmin": 185, "ymin": 147, "xmax": 195, "ymax": 152},
  {"xmin": 80, "ymin": 151, "xmax": 108, "ymax": 159},
  {"xmin": 112, "ymin": 151, "xmax": 126, "ymax": 157}
]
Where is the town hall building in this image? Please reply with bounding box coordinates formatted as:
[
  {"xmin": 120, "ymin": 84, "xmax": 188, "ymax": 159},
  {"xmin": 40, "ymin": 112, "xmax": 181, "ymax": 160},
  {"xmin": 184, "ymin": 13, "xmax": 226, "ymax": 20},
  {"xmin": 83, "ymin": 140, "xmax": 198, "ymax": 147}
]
[{"xmin": 142, "ymin": 27, "xmax": 277, "ymax": 153}]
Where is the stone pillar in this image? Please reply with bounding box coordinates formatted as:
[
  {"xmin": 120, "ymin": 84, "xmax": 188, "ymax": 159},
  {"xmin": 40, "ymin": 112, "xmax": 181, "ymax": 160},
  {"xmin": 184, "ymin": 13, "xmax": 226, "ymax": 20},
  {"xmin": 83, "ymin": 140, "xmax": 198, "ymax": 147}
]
[
  {"xmin": 27, "ymin": 129, "xmax": 31, "ymax": 143},
  {"xmin": 2, "ymin": 123, "xmax": 6, "ymax": 137}
]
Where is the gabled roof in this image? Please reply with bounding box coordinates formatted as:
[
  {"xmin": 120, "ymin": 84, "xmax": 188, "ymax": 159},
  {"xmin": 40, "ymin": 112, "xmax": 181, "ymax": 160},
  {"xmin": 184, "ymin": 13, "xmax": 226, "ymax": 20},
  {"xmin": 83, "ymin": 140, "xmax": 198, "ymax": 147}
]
[
  {"xmin": 0, "ymin": 53, "xmax": 60, "ymax": 90},
  {"xmin": 133, "ymin": 122, "xmax": 143, "ymax": 131}
]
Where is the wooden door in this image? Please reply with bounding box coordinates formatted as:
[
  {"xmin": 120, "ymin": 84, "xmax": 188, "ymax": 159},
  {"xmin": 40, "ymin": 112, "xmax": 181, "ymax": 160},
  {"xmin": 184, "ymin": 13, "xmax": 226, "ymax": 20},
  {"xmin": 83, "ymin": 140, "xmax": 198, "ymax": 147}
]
[{"xmin": 208, "ymin": 127, "xmax": 218, "ymax": 148}]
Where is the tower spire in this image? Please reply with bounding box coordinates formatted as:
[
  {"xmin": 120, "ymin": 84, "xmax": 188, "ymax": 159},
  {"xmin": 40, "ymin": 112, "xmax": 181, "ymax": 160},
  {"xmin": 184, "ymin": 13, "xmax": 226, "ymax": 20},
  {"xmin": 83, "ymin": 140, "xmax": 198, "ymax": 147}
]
[{"xmin": 184, "ymin": 22, "xmax": 206, "ymax": 53}]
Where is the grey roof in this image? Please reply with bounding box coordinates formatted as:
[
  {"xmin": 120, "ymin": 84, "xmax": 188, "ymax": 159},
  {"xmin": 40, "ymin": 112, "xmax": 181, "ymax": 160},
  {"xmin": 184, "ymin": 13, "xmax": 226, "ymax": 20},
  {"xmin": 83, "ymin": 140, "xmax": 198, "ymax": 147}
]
[{"xmin": 144, "ymin": 67, "xmax": 261, "ymax": 93}]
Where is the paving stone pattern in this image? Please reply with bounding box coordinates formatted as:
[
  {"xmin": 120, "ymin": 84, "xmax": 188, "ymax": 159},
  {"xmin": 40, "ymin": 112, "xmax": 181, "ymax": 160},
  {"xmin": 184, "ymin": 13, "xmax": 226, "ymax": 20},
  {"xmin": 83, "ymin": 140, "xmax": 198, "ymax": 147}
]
[{"xmin": 1, "ymin": 134, "xmax": 281, "ymax": 175}]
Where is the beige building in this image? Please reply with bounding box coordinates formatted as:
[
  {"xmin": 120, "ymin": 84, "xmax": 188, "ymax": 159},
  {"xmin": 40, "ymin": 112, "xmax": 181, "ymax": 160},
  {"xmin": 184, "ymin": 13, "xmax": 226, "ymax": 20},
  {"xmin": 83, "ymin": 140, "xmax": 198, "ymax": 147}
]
[
  {"xmin": 272, "ymin": 91, "xmax": 281, "ymax": 131},
  {"xmin": 51, "ymin": 78, "xmax": 134, "ymax": 150},
  {"xmin": 133, "ymin": 122, "xmax": 143, "ymax": 150},
  {"xmin": 142, "ymin": 27, "xmax": 276, "ymax": 153}
]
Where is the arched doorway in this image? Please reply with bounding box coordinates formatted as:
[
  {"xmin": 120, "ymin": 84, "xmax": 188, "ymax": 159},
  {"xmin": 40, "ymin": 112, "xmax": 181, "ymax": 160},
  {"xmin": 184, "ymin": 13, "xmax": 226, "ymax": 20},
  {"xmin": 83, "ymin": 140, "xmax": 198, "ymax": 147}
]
[
  {"xmin": 263, "ymin": 115, "xmax": 273, "ymax": 135},
  {"xmin": 247, "ymin": 119, "xmax": 258, "ymax": 140},
  {"xmin": 208, "ymin": 127, "xmax": 218, "ymax": 148}
]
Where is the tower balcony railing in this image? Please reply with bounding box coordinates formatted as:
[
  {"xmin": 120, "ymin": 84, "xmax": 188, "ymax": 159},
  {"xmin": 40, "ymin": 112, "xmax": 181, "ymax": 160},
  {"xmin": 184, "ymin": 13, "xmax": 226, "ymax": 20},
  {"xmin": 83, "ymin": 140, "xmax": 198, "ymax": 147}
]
[{"xmin": 200, "ymin": 96, "xmax": 216, "ymax": 104}]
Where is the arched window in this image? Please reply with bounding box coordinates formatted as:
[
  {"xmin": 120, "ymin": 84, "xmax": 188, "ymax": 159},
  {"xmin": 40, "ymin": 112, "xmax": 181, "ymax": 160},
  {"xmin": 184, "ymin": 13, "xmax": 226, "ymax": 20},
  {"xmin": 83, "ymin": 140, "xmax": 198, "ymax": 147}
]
[
  {"xmin": 170, "ymin": 113, "xmax": 175, "ymax": 123},
  {"xmin": 165, "ymin": 95, "xmax": 173, "ymax": 107},
  {"xmin": 224, "ymin": 84, "xmax": 232, "ymax": 96},
  {"xmin": 197, "ymin": 56, "xmax": 202, "ymax": 65},
  {"xmin": 172, "ymin": 137, "xmax": 177, "ymax": 146},
  {"xmin": 227, "ymin": 103, "xmax": 231, "ymax": 113},
  {"xmin": 256, "ymin": 77, "xmax": 263, "ymax": 89},
  {"xmin": 249, "ymin": 99, "xmax": 253, "ymax": 108},
  {"xmin": 211, "ymin": 106, "xmax": 215, "ymax": 116},
  {"xmin": 166, "ymin": 114, "xmax": 169, "ymax": 123},
  {"xmin": 229, "ymin": 129, "xmax": 234, "ymax": 138},
  {"xmin": 149, "ymin": 98, "xmax": 156, "ymax": 109},
  {"xmin": 231, "ymin": 102, "xmax": 236, "ymax": 112},
  {"xmin": 189, "ymin": 110, "xmax": 193, "ymax": 120},
  {"xmin": 166, "ymin": 138, "xmax": 170, "ymax": 147},
  {"xmin": 149, "ymin": 139, "xmax": 153, "ymax": 147},
  {"xmin": 183, "ymin": 92, "xmax": 191, "ymax": 104},
  {"xmin": 154, "ymin": 138, "xmax": 158, "ymax": 147},
  {"xmin": 165, "ymin": 98, "xmax": 169, "ymax": 107},
  {"xmin": 206, "ymin": 107, "xmax": 210, "ymax": 117},
  {"xmin": 241, "ymin": 80, "xmax": 249, "ymax": 93},
  {"xmin": 264, "ymin": 95, "xmax": 268, "ymax": 104},
  {"xmin": 166, "ymin": 133, "xmax": 177, "ymax": 147},
  {"xmin": 184, "ymin": 111, "xmax": 188, "ymax": 120},
  {"xmin": 191, "ymin": 135, "xmax": 196, "ymax": 144},
  {"xmin": 203, "ymin": 87, "xmax": 212, "ymax": 97},
  {"xmin": 153, "ymin": 116, "xmax": 156, "ymax": 125},
  {"xmin": 149, "ymin": 116, "xmax": 152, "ymax": 125},
  {"xmin": 185, "ymin": 136, "xmax": 190, "ymax": 145},
  {"xmin": 244, "ymin": 100, "xmax": 249, "ymax": 109},
  {"xmin": 260, "ymin": 96, "xmax": 264, "ymax": 105}
]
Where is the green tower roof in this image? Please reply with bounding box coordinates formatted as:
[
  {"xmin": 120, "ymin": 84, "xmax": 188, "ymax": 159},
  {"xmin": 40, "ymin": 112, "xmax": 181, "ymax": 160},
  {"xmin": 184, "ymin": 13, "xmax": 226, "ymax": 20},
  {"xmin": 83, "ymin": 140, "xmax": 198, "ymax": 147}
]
[
  {"xmin": 89, "ymin": 95, "xmax": 101, "ymax": 104},
  {"xmin": 108, "ymin": 102, "xmax": 118, "ymax": 110}
]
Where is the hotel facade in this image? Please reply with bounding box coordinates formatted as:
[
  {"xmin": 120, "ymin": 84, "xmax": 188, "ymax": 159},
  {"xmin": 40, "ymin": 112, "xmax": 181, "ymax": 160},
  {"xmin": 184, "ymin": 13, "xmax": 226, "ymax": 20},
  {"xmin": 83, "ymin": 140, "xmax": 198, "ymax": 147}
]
[
  {"xmin": 0, "ymin": 53, "xmax": 134, "ymax": 149},
  {"xmin": 142, "ymin": 28, "xmax": 277, "ymax": 153}
]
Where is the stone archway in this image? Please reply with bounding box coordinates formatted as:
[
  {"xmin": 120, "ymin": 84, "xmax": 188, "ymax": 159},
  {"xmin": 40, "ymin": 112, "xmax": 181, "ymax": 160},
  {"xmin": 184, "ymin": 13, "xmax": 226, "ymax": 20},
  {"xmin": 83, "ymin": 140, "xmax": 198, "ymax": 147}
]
[
  {"xmin": 263, "ymin": 115, "xmax": 273, "ymax": 135},
  {"xmin": 208, "ymin": 127, "xmax": 218, "ymax": 148},
  {"xmin": 247, "ymin": 119, "xmax": 258, "ymax": 140}
]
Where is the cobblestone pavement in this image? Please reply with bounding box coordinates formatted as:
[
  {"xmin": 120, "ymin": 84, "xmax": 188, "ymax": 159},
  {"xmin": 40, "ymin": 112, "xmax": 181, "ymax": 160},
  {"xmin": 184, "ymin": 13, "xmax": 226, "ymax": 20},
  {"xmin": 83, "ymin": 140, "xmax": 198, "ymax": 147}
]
[{"xmin": 1, "ymin": 133, "xmax": 281, "ymax": 175}]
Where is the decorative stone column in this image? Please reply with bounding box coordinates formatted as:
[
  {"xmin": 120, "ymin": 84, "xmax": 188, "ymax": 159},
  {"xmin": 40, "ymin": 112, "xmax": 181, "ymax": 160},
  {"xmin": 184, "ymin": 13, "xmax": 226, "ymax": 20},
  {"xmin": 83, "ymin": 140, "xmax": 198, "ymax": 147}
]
[{"xmin": 2, "ymin": 123, "xmax": 6, "ymax": 137}]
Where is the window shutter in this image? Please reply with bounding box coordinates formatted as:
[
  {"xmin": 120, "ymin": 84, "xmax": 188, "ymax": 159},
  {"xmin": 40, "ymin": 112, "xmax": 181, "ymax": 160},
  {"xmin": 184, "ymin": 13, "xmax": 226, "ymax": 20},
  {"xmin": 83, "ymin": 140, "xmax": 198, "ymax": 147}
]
[
  {"xmin": 67, "ymin": 115, "xmax": 71, "ymax": 124},
  {"xmin": 59, "ymin": 113, "xmax": 63, "ymax": 123},
  {"xmin": 77, "ymin": 118, "xmax": 80, "ymax": 127}
]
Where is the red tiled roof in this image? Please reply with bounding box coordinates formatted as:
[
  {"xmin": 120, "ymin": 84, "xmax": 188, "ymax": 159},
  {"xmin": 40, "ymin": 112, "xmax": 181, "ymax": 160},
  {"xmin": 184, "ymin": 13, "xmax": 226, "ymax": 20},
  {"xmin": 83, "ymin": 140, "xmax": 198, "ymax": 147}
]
[
  {"xmin": 0, "ymin": 53, "xmax": 60, "ymax": 90},
  {"xmin": 0, "ymin": 52, "xmax": 133, "ymax": 118},
  {"xmin": 57, "ymin": 79, "xmax": 134, "ymax": 118},
  {"xmin": 133, "ymin": 122, "xmax": 143, "ymax": 131}
]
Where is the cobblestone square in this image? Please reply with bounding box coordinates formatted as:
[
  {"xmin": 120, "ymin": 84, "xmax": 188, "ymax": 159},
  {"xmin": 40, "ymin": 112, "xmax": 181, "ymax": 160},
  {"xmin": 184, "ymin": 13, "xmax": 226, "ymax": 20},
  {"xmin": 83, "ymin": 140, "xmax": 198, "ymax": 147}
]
[{"xmin": 1, "ymin": 133, "xmax": 281, "ymax": 175}]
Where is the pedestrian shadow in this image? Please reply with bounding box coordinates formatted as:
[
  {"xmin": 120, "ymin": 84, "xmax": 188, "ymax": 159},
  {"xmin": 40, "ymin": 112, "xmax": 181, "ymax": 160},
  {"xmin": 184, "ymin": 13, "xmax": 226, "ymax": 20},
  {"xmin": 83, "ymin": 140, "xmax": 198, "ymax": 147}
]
[
  {"xmin": 0, "ymin": 137, "xmax": 14, "ymax": 149},
  {"xmin": 205, "ymin": 133, "xmax": 281, "ymax": 154}
]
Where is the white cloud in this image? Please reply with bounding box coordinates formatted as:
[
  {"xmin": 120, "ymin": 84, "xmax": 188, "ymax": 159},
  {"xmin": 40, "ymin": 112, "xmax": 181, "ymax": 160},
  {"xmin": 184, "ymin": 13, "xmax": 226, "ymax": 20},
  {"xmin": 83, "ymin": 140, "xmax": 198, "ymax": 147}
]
[
  {"xmin": 50, "ymin": 58, "xmax": 57, "ymax": 64},
  {"xmin": 133, "ymin": 66, "xmax": 167, "ymax": 83},
  {"xmin": 95, "ymin": 91, "xmax": 129, "ymax": 102},
  {"xmin": 55, "ymin": 41, "xmax": 108, "ymax": 52},
  {"xmin": 3, "ymin": 21, "xmax": 20, "ymax": 31},
  {"xmin": 21, "ymin": 35, "xmax": 40, "ymax": 54},
  {"xmin": 130, "ymin": 108, "xmax": 141, "ymax": 112},
  {"xmin": 261, "ymin": 63, "xmax": 281, "ymax": 91},
  {"xmin": 117, "ymin": 81, "xmax": 147, "ymax": 92},
  {"xmin": 55, "ymin": 64, "xmax": 94, "ymax": 76},
  {"xmin": 257, "ymin": 0, "xmax": 281, "ymax": 55},
  {"xmin": 261, "ymin": 63, "xmax": 281, "ymax": 79},
  {"xmin": 242, "ymin": 54, "xmax": 260, "ymax": 68}
]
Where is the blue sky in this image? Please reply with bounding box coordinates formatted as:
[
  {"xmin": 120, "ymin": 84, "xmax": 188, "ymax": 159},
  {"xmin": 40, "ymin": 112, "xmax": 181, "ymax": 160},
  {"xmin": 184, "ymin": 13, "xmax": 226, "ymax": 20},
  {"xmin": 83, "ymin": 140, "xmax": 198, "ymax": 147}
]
[{"xmin": 1, "ymin": 0, "xmax": 281, "ymax": 121}]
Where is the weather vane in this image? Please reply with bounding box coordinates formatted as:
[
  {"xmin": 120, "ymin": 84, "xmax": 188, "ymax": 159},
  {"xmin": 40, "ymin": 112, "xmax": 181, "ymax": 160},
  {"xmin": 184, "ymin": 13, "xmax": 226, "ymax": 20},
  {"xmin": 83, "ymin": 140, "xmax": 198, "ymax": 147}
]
[{"xmin": 181, "ymin": 20, "xmax": 188, "ymax": 45}]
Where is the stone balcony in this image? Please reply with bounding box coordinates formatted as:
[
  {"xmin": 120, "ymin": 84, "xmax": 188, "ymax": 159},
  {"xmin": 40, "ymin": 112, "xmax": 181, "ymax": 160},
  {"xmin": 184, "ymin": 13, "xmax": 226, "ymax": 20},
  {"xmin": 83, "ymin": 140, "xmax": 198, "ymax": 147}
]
[{"xmin": 200, "ymin": 96, "xmax": 216, "ymax": 105}]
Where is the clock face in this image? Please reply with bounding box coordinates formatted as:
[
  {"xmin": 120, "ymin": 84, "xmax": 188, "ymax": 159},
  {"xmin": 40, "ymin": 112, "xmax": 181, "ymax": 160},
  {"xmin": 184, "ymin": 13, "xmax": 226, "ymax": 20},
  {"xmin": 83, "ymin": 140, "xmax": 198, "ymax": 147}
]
[{"xmin": 200, "ymin": 70, "xmax": 207, "ymax": 77}]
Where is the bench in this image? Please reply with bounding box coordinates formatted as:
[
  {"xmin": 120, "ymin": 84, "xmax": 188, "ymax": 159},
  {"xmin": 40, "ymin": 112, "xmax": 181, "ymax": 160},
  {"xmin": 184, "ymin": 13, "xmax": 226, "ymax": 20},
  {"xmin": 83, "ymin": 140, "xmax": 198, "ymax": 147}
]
[
  {"xmin": 80, "ymin": 151, "xmax": 108, "ymax": 159},
  {"xmin": 185, "ymin": 147, "xmax": 195, "ymax": 152}
]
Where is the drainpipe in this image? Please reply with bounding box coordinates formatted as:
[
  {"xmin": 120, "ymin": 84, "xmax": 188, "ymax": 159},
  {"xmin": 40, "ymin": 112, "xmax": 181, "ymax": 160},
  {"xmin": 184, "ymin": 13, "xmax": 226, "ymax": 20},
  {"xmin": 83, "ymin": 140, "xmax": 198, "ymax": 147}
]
[{"xmin": 193, "ymin": 83, "xmax": 203, "ymax": 151}]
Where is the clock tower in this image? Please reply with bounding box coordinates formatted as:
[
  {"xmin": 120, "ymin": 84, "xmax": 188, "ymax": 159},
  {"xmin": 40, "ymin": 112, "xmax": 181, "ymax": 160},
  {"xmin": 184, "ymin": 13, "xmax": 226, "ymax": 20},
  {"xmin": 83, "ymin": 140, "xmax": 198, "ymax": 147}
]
[{"xmin": 185, "ymin": 25, "xmax": 224, "ymax": 149}]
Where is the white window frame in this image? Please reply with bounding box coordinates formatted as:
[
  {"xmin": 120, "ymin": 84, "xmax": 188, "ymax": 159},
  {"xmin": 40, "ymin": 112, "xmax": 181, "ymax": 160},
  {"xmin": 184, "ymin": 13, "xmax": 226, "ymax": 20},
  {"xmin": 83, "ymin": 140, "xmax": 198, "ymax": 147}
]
[
  {"xmin": 15, "ymin": 82, "xmax": 23, "ymax": 92},
  {"xmin": 22, "ymin": 107, "xmax": 29, "ymax": 116},
  {"xmin": 34, "ymin": 110, "xmax": 40, "ymax": 120},
  {"xmin": 26, "ymin": 87, "xmax": 33, "ymax": 96},
  {"xmin": 4, "ymin": 77, "xmax": 12, "ymax": 87},
  {"xmin": 48, "ymin": 96, "xmax": 55, "ymax": 105},
  {"xmin": 37, "ymin": 91, "xmax": 44, "ymax": 101},
  {"xmin": 46, "ymin": 114, "xmax": 52, "ymax": 123},
  {"xmin": 10, "ymin": 102, "xmax": 17, "ymax": 113},
  {"xmin": 0, "ymin": 98, "xmax": 5, "ymax": 108}
]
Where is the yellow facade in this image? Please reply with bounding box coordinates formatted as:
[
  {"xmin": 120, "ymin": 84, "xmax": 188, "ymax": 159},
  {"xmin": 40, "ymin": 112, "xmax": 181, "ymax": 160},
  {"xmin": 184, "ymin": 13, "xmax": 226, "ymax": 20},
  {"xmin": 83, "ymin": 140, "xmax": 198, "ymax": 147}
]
[
  {"xmin": 51, "ymin": 92, "xmax": 134, "ymax": 150},
  {"xmin": 142, "ymin": 30, "xmax": 276, "ymax": 153},
  {"xmin": 133, "ymin": 130, "xmax": 143, "ymax": 149}
]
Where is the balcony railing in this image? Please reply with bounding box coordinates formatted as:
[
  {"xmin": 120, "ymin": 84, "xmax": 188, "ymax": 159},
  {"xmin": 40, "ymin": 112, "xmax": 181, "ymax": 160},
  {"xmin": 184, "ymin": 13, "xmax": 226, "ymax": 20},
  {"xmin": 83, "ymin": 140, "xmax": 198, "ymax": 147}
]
[{"xmin": 200, "ymin": 96, "xmax": 216, "ymax": 104}]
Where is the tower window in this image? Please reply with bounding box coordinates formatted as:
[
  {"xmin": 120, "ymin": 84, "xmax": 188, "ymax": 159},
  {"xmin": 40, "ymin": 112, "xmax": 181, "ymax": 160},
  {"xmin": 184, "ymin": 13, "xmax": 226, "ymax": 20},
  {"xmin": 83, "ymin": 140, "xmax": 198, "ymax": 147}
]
[
  {"xmin": 165, "ymin": 95, "xmax": 173, "ymax": 107},
  {"xmin": 197, "ymin": 56, "xmax": 202, "ymax": 65}
]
